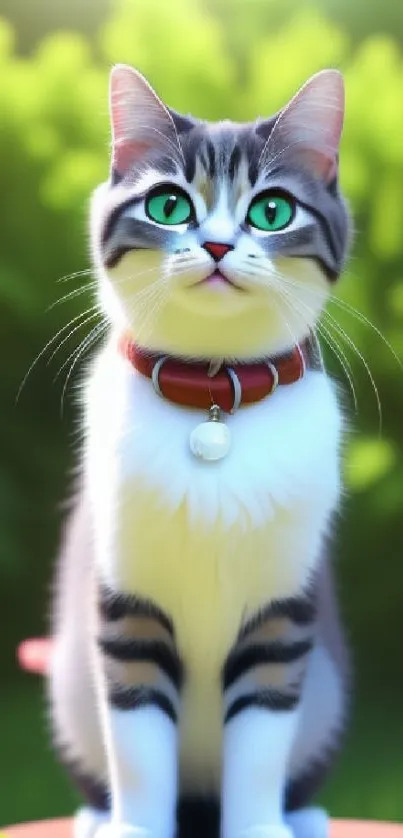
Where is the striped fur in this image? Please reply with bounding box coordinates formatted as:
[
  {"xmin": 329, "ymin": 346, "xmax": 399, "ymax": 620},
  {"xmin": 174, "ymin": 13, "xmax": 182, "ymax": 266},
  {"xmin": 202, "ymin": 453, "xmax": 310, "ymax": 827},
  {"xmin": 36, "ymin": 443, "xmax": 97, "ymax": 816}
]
[{"xmin": 50, "ymin": 486, "xmax": 349, "ymax": 837}]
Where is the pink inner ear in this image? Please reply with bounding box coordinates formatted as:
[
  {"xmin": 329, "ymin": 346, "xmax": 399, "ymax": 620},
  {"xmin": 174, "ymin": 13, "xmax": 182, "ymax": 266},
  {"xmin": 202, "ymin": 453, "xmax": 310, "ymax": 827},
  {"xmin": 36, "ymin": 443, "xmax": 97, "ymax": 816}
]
[
  {"xmin": 109, "ymin": 65, "xmax": 183, "ymax": 179},
  {"xmin": 323, "ymin": 156, "xmax": 338, "ymax": 183},
  {"xmin": 112, "ymin": 138, "xmax": 151, "ymax": 176},
  {"xmin": 299, "ymin": 147, "xmax": 339, "ymax": 183},
  {"xmin": 264, "ymin": 70, "xmax": 344, "ymax": 183}
]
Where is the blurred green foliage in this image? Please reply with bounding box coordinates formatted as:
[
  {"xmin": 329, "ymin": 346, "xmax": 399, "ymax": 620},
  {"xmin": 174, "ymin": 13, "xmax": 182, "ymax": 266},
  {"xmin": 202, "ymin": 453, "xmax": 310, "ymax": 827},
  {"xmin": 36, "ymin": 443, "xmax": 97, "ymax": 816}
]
[{"xmin": 1, "ymin": 0, "xmax": 403, "ymax": 826}]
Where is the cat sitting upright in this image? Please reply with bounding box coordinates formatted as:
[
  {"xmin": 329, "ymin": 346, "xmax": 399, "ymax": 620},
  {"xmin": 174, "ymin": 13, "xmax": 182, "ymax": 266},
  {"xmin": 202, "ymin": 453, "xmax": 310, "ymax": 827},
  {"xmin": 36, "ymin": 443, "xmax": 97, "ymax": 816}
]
[{"xmin": 49, "ymin": 65, "xmax": 351, "ymax": 838}]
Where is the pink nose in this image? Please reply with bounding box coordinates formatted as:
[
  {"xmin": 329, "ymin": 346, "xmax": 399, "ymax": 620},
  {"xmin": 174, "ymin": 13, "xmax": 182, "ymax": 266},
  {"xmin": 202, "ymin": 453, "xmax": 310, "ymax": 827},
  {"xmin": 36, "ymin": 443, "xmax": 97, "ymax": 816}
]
[{"xmin": 203, "ymin": 241, "xmax": 234, "ymax": 261}]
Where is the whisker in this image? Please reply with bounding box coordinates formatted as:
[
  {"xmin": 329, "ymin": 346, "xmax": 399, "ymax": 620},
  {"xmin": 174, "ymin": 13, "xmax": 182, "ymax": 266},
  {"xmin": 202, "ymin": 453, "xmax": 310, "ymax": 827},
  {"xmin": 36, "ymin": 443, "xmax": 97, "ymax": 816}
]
[
  {"xmin": 49, "ymin": 309, "xmax": 101, "ymax": 367},
  {"xmin": 48, "ymin": 282, "xmax": 98, "ymax": 311},
  {"xmin": 127, "ymin": 257, "xmax": 198, "ymax": 344},
  {"xmin": 314, "ymin": 317, "xmax": 358, "ymax": 412},
  {"xmin": 321, "ymin": 306, "xmax": 382, "ymax": 432},
  {"xmin": 270, "ymin": 274, "xmax": 359, "ymax": 411},
  {"xmin": 15, "ymin": 305, "xmax": 100, "ymax": 403},
  {"xmin": 59, "ymin": 320, "xmax": 108, "ymax": 418},
  {"xmin": 271, "ymin": 271, "xmax": 377, "ymax": 423},
  {"xmin": 265, "ymin": 281, "xmax": 305, "ymax": 352},
  {"xmin": 278, "ymin": 271, "xmax": 403, "ymax": 377},
  {"xmin": 330, "ymin": 294, "xmax": 403, "ymax": 374},
  {"xmin": 128, "ymin": 273, "xmax": 172, "ymax": 343},
  {"xmin": 287, "ymin": 291, "xmax": 359, "ymax": 412},
  {"xmin": 51, "ymin": 306, "xmax": 99, "ymax": 372},
  {"xmin": 56, "ymin": 268, "xmax": 93, "ymax": 284}
]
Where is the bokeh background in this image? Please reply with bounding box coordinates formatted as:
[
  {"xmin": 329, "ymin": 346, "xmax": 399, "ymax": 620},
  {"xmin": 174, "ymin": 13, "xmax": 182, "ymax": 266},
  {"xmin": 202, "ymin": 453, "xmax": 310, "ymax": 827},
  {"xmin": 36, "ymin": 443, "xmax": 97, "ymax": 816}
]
[{"xmin": 1, "ymin": 0, "xmax": 403, "ymax": 828}]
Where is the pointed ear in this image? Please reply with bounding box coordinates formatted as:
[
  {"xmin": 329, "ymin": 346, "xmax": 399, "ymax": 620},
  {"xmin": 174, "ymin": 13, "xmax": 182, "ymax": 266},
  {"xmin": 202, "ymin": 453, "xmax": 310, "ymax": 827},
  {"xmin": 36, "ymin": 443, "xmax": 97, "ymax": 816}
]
[
  {"xmin": 261, "ymin": 70, "xmax": 345, "ymax": 182},
  {"xmin": 109, "ymin": 64, "xmax": 184, "ymax": 179}
]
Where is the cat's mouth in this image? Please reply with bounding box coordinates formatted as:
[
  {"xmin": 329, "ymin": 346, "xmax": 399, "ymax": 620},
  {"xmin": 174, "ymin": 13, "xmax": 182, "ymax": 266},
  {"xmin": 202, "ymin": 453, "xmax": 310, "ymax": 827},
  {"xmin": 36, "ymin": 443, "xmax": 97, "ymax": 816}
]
[{"xmin": 194, "ymin": 270, "xmax": 246, "ymax": 292}]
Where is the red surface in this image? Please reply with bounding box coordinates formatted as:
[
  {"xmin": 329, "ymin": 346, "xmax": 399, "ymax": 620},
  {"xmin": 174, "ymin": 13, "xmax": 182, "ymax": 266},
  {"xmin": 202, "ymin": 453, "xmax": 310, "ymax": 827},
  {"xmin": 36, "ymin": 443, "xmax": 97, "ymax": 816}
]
[
  {"xmin": 17, "ymin": 638, "xmax": 51, "ymax": 675},
  {"xmin": 3, "ymin": 820, "xmax": 403, "ymax": 837}
]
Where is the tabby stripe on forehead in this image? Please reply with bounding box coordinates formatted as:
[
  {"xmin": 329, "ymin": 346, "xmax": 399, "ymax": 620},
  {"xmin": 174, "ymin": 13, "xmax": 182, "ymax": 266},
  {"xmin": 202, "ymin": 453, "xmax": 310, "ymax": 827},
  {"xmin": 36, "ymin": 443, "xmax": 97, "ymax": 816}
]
[
  {"xmin": 239, "ymin": 593, "xmax": 316, "ymax": 642},
  {"xmin": 99, "ymin": 636, "xmax": 183, "ymax": 689},
  {"xmin": 223, "ymin": 639, "xmax": 313, "ymax": 690},
  {"xmin": 99, "ymin": 585, "xmax": 174, "ymax": 636},
  {"xmin": 228, "ymin": 144, "xmax": 241, "ymax": 180},
  {"xmin": 205, "ymin": 140, "xmax": 216, "ymax": 178},
  {"xmin": 225, "ymin": 688, "xmax": 300, "ymax": 723},
  {"xmin": 108, "ymin": 684, "xmax": 177, "ymax": 722},
  {"xmin": 248, "ymin": 157, "xmax": 259, "ymax": 187}
]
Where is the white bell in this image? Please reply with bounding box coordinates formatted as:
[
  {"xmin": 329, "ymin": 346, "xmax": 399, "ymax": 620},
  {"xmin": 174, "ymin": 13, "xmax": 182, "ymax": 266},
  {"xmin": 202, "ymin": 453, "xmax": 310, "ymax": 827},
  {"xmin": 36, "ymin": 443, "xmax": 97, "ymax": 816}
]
[{"xmin": 189, "ymin": 405, "xmax": 231, "ymax": 462}]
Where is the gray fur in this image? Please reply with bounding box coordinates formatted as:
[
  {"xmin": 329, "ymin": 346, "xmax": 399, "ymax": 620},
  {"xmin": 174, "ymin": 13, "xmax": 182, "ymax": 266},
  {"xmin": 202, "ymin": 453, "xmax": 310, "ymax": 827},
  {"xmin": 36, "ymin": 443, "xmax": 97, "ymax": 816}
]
[{"xmin": 103, "ymin": 110, "xmax": 350, "ymax": 281}]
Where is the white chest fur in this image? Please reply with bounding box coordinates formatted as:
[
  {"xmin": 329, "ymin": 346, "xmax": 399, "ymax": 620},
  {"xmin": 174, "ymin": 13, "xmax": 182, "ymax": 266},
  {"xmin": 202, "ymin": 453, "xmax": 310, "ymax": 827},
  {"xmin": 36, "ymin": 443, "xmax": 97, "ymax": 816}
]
[
  {"xmin": 85, "ymin": 342, "xmax": 342, "ymax": 788},
  {"xmin": 85, "ymin": 341, "xmax": 342, "ymax": 622}
]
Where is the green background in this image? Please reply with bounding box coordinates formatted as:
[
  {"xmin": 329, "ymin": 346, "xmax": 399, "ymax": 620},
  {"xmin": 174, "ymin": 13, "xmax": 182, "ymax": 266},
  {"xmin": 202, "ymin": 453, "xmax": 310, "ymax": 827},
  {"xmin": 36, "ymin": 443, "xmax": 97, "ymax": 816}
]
[{"xmin": 1, "ymin": 0, "xmax": 403, "ymax": 828}]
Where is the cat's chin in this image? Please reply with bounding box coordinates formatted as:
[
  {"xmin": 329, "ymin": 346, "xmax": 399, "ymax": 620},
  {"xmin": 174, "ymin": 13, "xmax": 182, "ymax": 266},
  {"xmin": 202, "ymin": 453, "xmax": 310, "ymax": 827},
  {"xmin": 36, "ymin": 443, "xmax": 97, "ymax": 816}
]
[
  {"xmin": 127, "ymin": 293, "xmax": 313, "ymax": 361},
  {"xmin": 192, "ymin": 269, "xmax": 248, "ymax": 292},
  {"xmin": 173, "ymin": 280, "xmax": 255, "ymax": 318}
]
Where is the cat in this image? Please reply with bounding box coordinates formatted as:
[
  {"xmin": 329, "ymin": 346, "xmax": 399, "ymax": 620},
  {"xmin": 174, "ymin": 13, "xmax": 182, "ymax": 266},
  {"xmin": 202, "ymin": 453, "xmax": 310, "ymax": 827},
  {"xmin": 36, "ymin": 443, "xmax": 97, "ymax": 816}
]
[{"xmin": 49, "ymin": 64, "xmax": 352, "ymax": 838}]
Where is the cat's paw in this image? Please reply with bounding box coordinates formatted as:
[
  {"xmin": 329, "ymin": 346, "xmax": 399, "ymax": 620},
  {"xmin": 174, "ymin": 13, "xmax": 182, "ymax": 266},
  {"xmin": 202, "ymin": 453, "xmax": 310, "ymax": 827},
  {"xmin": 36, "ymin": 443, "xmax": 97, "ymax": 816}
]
[
  {"xmin": 285, "ymin": 807, "xmax": 329, "ymax": 838},
  {"xmin": 238, "ymin": 825, "xmax": 293, "ymax": 838},
  {"xmin": 74, "ymin": 807, "xmax": 109, "ymax": 838},
  {"xmin": 94, "ymin": 826, "xmax": 151, "ymax": 838}
]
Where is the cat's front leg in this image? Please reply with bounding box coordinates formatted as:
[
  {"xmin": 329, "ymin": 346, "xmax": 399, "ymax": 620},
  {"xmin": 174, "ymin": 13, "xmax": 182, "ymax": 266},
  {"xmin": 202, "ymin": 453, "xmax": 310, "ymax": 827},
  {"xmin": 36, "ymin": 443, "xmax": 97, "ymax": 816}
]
[
  {"xmin": 222, "ymin": 595, "xmax": 315, "ymax": 838},
  {"xmin": 93, "ymin": 584, "xmax": 181, "ymax": 838},
  {"xmin": 222, "ymin": 704, "xmax": 298, "ymax": 838}
]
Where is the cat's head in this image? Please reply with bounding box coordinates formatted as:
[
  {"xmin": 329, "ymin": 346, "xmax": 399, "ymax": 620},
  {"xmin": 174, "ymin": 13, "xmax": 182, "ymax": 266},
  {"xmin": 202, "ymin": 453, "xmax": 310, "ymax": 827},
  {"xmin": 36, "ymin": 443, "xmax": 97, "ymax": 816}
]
[{"xmin": 91, "ymin": 64, "xmax": 351, "ymax": 360}]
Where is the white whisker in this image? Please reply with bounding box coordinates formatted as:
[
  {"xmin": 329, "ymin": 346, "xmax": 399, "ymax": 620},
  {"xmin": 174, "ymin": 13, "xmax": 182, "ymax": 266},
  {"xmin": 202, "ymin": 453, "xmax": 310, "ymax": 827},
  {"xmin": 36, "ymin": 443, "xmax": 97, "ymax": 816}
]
[
  {"xmin": 56, "ymin": 268, "xmax": 93, "ymax": 284},
  {"xmin": 59, "ymin": 319, "xmax": 108, "ymax": 417},
  {"xmin": 275, "ymin": 281, "xmax": 358, "ymax": 412},
  {"xmin": 48, "ymin": 282, "xmax": 98, "ymax": 310},
  {"xmin": 51, "ymin": 306, "xmax": 99, "ymax": 372},
  {"xmin": 15, "ymin": 305, "xmax": 100, "ymax": 403},
  {"xmin": 49, "ymin": 310, "xmax": 101, "ymax": 367}
]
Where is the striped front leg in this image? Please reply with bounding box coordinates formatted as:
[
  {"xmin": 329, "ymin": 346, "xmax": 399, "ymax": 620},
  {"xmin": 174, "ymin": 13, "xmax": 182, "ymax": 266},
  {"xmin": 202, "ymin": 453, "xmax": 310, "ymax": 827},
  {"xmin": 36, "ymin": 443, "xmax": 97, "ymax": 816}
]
[
  {"xmin": 222, "ymin": 595, "xmax": 316, "ymax": 838},
  {"xmin": 95, "ymin": 585, "xmax": 182, "ymax": 838}
]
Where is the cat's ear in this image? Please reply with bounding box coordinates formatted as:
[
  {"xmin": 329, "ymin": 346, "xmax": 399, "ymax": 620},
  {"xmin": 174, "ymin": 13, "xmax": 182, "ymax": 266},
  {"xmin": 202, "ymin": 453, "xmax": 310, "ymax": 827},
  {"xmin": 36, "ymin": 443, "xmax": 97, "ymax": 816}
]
[
  {"xmin": 260, "ymin": 70, "xmax": 345, "ymax": 182},
  {"xmin": 109, "ymin": 64, "xmax": 184, "ymax": 179}
]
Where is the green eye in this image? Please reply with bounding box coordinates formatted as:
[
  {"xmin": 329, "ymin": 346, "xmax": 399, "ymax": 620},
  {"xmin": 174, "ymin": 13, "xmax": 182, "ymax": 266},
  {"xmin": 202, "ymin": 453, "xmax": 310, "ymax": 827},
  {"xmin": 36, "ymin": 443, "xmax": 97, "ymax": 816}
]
[
  {"xmin": 146, "ymin": 187, "xmax": 194, "ymax": 226},
  {"xmin": 247, "ymin": 192, "xmax": 294, "ymax": 232}
]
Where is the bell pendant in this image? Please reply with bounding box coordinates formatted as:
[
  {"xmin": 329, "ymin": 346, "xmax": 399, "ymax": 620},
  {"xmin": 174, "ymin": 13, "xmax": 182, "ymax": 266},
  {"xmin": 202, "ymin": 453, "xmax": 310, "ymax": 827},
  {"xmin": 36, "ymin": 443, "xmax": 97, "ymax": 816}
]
[{"xmin": 189, "ymin": 404, "xmax": 231, "ymax": 462}]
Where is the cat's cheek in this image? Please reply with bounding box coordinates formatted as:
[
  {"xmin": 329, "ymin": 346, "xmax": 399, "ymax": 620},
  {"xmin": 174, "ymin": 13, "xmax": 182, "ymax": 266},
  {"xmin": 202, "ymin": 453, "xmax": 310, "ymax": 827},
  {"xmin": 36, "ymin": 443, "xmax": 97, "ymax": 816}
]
[
  {"xmin": 273, "ymin": 257, "xmax": 331, "ymax": 324},
  {"xmin": 98, "ymin": 277, "xmax": 129, "ymax": 332},
  {"xmin": 102, "ymin": 250, "xmax": 166, "ymax": 322}
]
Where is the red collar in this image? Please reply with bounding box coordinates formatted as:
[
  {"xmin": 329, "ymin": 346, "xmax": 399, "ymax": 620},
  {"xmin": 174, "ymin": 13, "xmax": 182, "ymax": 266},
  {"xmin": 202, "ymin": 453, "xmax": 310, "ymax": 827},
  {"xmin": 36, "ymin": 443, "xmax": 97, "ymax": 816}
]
[{"xmin": 118, "ymin": 335, "xmax": 319, "ymax": 413}]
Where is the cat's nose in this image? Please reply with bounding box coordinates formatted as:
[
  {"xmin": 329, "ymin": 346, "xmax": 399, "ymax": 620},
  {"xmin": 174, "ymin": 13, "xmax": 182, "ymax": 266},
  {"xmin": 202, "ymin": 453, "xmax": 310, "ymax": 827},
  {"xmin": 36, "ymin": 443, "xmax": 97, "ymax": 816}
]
[{"xmin": 203, "ymin": 241, "xmax": 234, "ymax": 261}]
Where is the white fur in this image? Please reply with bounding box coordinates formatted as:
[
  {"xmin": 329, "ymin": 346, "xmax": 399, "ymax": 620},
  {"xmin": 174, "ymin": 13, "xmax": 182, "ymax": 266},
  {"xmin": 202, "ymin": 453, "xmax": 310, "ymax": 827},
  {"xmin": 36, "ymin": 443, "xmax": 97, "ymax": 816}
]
[
  {"xmin": 285, "ymin": 807, "xmax": 329, "ymax": 838},
  {"xmin": 96, "ymin": 827, "xmax": 149, "ymax": 838},
  {"xmin": 222, "ymin": 707, "xmax": 299, "ymax": 838},
  {"xmin": 75, "ymin": 808, "xmax": 108, "ymax": 838},
  {"xmin": 103, "ymin": 706, "xmax": 177, "ymax": 838},
  {"xmin": 85, "ymin": 338, "xmax": 341, "ymax": 536},
  {"xmin": 82, "ymin": 338, "xmax": 342, "ymax": 806}
]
